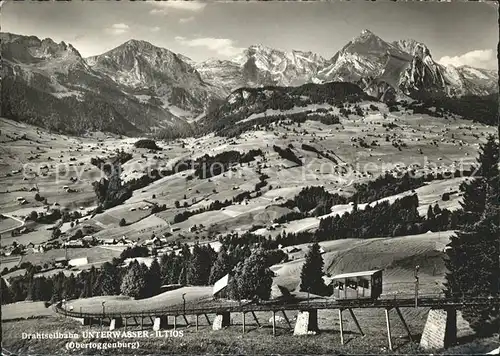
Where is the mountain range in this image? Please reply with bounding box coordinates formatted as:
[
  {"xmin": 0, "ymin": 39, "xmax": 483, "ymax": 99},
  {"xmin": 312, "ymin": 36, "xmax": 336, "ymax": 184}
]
[{"xmin": 1, "ymin": 30, "xmax": 497, "ymax": 135}]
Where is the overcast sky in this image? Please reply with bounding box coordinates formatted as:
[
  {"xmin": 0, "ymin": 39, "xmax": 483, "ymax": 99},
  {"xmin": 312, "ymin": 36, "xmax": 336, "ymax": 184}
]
[{"xmin": 2, "ymin": 1, "xmax": 498, "ymax": 69}]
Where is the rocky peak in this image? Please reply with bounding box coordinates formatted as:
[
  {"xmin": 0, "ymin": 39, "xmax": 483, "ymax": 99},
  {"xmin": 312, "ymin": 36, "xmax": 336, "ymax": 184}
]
[{"xmin": 392, "ymin": 39, "xmax": 431, "ymax": 59}]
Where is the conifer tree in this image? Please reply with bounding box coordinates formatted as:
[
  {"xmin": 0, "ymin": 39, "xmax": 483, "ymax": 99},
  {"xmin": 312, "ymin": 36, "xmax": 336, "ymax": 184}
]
[
  {"xmin": 147, "ymin": 258, "xmax": 162, "ymax": 296},
  {"xmin": 229, "ymin": 248, "xmax": 274, "ymax": 301},
  {"xmin": 1, "ymin": 278, "xmax": 12, "ymax": 304},
  {"xmin": 63, "ymin": 274, "xmax": 77, "ymax": 299},
  {"xmin": 52, "ymin": 272, "xmax": 65, "ymax": 301},
  {"xmin": 427, "ymin": 205, "xmax": 435, "ymax": 221},
  {"xmin": 120, "ymin": 261, "xmax": 148, "ymax": 299},
  {"xmin": 100, "ymin": 262, "xmax": 120, "ymax": 295},
  {"xmin": 80, "ymin": 273, "xmax": 92, "ymax": 298},
  {"xmin": 300, "ymin": 242, "xmax": 327, "ymax": 295},
  {"xmin": 159, "ymin": 252, "xmax": 172, "ymax": 283},
  {"xmin": 177, "ymin": 266, "xmax": 187, "ymax": 285},
  {"xmin": 445, "ymin": 135, "xmax": 499, "ymax": 335},
  {"xmin": 459, "ymin": 135, "xmax": 499, "ymax": 225},
  {"xmin": 187, "ymin": 244, "xmax": 204, "ymax": 285},
  {"xmin": 209, "ymin": 245, "xmax": 231, "ymax": 285}
]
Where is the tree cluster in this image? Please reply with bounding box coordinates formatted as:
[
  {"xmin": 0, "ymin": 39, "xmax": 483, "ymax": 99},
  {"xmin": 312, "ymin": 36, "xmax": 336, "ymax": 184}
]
[
  {"xmin": 193, "ymin": 149, "xmax": 262, "ymax": 179},
  {"xmin": 444, "ymin": 135, "xmax": 499, "ymax": 335},
  {"xmin": 281, "ymin": 186, "xmax": 348, "ymax": 216},
  {"xmin": 273, "ymin": 145, "xmax": 302, "ymax": 166},
  {"xmin": 134, "ymin": 139, "xmax": 162, "ymax": 151}
]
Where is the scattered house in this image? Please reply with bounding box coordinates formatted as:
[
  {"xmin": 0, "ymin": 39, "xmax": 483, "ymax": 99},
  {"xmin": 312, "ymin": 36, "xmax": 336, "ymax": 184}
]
[
  {"xmin": 54, "ymin": 257, "xmax": 68, "ymax": 268},
  {"xmin": 102, "ymin": 238, "xmax": 116, "ymax": 245},
  {"xmin": 32, "ymin": 245, "xmax": 45, "ymax": 253},
  {"xmin": 82, "ymin": 235, "xmax": 96, "ymax": 245},
  {"xmin": 144, "ymin": 236, "xmax": 163, "ymax": 247},
  {"xmin": 16, "ymin": 197, "xmax": 24, "ymax": 201},
  {"xmin": 64, "ymin": 240, "xmax": 84, "ymax": 248},
  {"xmin": 43, "ymin": 240, "xmax": 60, "ymax": 250},
  {"xmin": 117, "ymin": 236, "xmax": 134, "ymax": 246},
  {"xmin": 213, "ymin": 274, "xmax": 230, "ymax": 299},
  {"xmin": 68, "ymin": 257, "xmax": 88, "ymax": 267},
  {"xmin": 171, "ymin": 227, "xmax": 180, "ymax": 232}
]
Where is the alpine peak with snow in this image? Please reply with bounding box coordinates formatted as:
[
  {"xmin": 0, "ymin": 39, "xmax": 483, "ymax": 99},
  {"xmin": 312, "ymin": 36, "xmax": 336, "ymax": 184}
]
[{"xmin": 1, "ymin": 29, "xmax": 497, "ymax": 135}]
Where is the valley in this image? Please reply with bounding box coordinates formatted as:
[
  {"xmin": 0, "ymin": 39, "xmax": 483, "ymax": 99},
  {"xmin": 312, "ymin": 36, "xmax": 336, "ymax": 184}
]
[{"xmin": 1, "ymin": 89, "xmax": 497, "ymax": 353}]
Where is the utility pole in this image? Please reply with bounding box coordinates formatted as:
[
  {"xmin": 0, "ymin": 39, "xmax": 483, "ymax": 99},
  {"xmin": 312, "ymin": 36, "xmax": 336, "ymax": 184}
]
[{"xmin": 414, "ymin": 265, "xmax": 420, "ymax": 308}]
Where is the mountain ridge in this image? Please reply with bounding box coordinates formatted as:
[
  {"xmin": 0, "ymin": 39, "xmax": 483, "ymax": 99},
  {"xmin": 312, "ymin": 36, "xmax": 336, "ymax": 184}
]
[{"xmin": 1, "ymin": 30, "xmax": 497, "ymax": 136}]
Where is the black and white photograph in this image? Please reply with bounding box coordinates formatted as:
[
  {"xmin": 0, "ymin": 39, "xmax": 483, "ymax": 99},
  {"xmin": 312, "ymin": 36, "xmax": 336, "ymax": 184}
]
[{"xmin": 1, "ymin": 0, "xmax": 499, "ymax": 355}]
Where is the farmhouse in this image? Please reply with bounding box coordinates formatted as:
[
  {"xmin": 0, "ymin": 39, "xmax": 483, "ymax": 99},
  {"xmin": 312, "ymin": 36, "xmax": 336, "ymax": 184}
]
[
  {"xmin": 54, "ymin": 257, "xmax": 68, "ymax": 268},
  {"xmin": 32, "ymin": 245, "xmax": 45, "ymax": 253},
  {"xmin": 82, "ymin": 235, "xmax": 96, "ymax": 246},
  {"xmin": 64, "ymin": 240, "xmax": 84, "ymax": 248}
]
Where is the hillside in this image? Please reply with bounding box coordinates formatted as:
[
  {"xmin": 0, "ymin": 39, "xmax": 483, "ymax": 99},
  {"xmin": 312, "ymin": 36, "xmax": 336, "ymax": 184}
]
[
  {"xmin": 87, "ymin": 39, "xmax": 224, "ymax": 116},
  {"xmin": 198, "ymin": 81, "xmax": 371, "ymax": 136},
  {"xmin": 1, "ymin": 33, "xmax": 199, "ymax": 136},
  {"xmin": 1, "ymin": 91, "xmax": 497, "ymax": 354}
]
